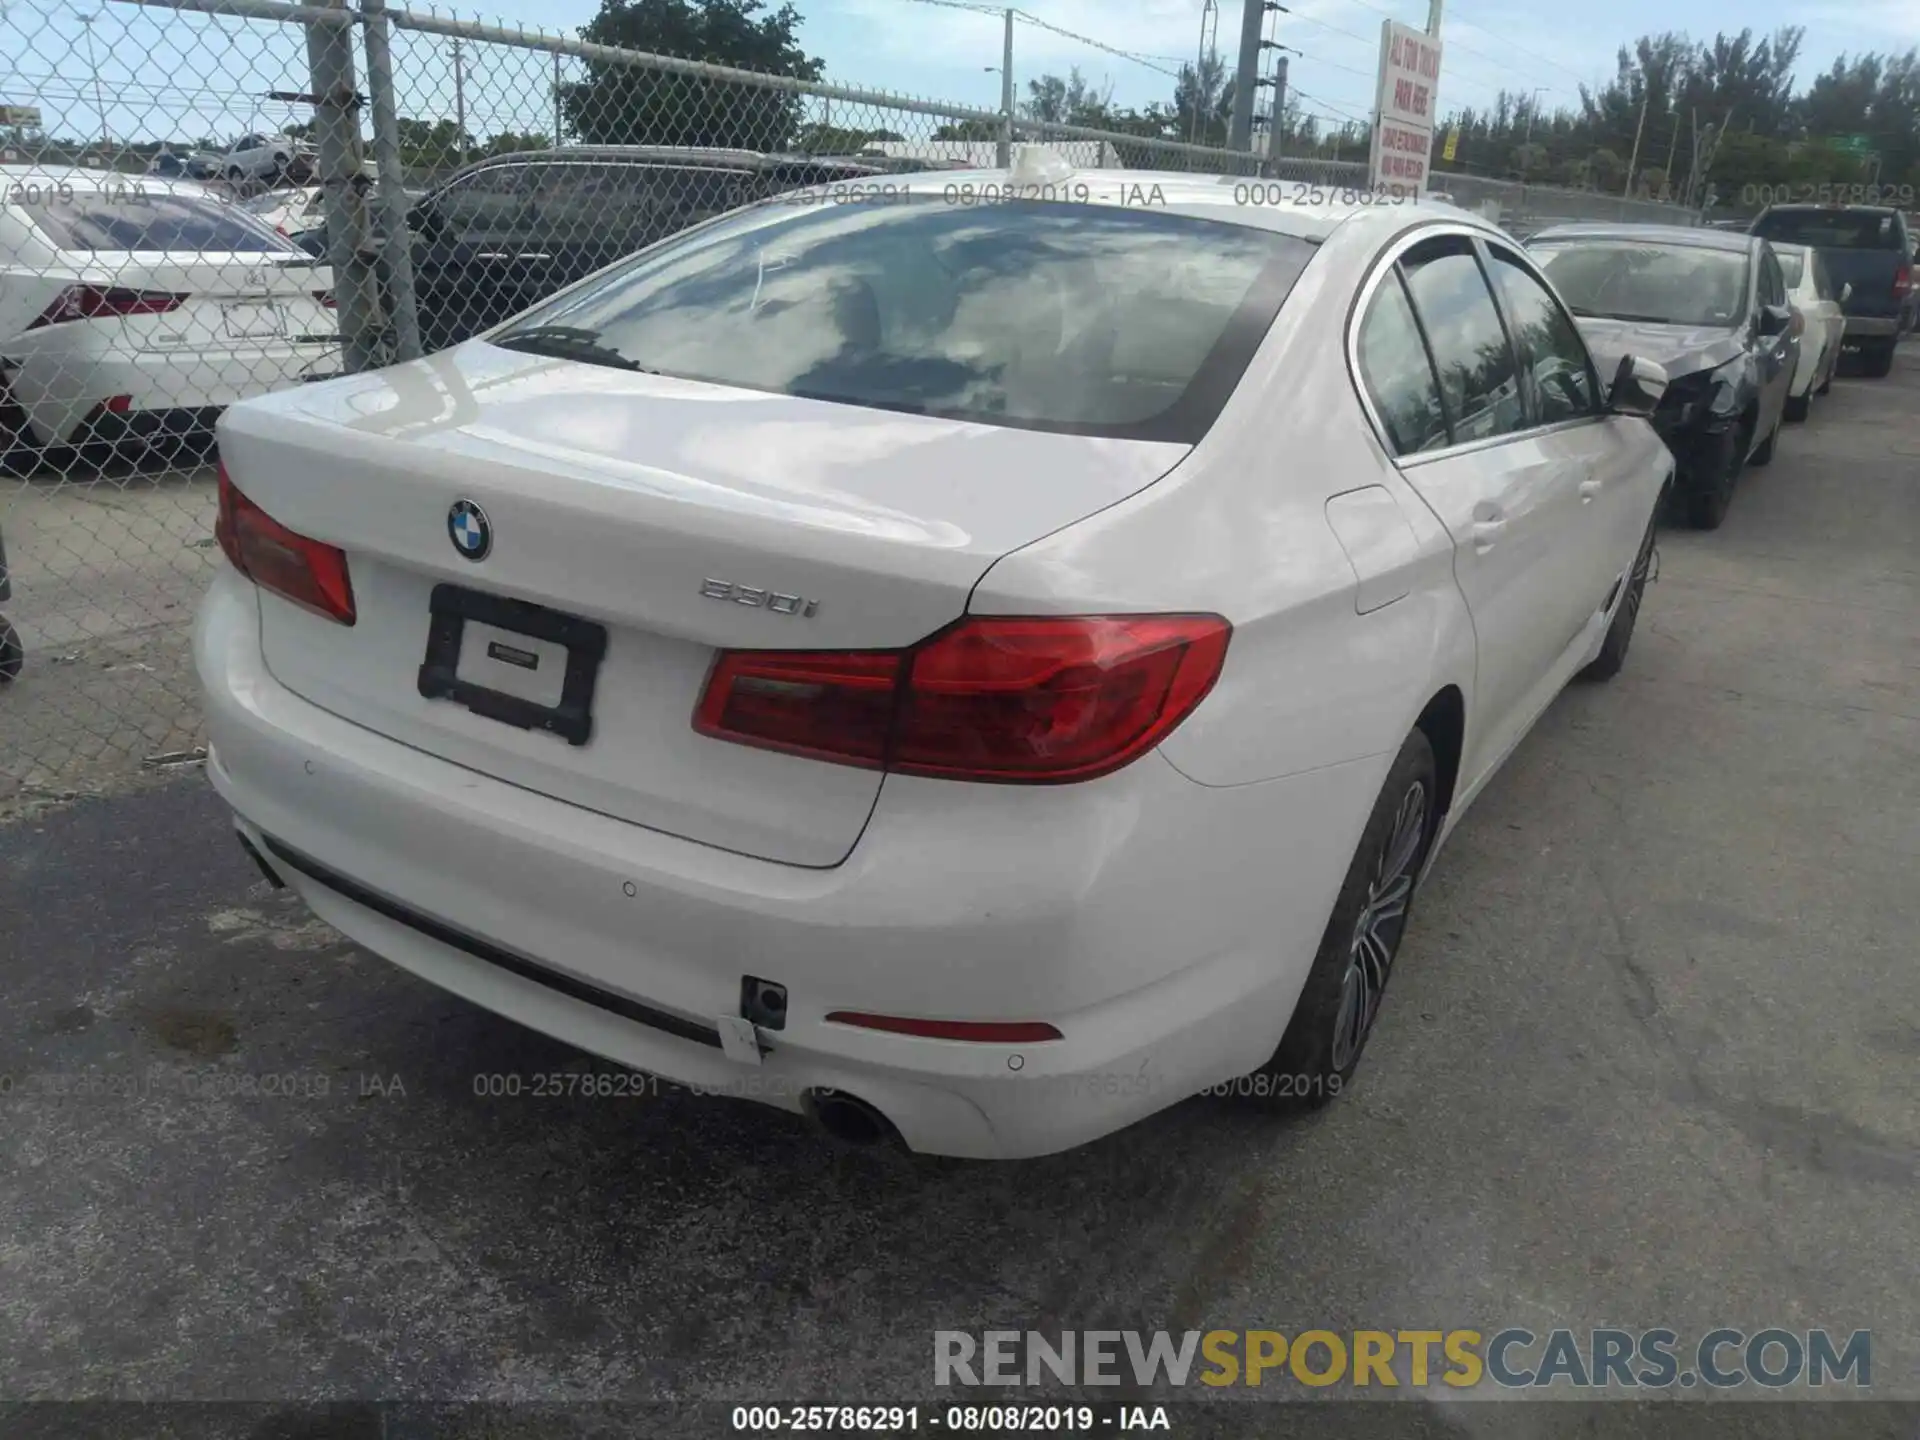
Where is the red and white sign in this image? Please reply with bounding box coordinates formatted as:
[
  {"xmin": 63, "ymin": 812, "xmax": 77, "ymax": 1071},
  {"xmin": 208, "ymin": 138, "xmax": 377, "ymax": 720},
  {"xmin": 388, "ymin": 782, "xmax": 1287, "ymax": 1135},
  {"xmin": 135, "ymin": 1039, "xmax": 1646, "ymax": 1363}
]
[{"xmin": 1368, "ymin": 20, "xmax": 1443, "ymax": 197}]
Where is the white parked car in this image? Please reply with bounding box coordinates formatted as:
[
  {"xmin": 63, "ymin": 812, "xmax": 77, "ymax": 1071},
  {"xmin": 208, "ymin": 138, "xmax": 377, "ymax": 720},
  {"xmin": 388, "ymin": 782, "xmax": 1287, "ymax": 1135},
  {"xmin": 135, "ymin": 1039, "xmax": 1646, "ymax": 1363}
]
[
  {"xmin": 195, "ymin": 158, "xmax": 1673, "ymax": 1159},
  {"xmin": 222, "ymin": 133, "xmax": 304, "ymax": 188},
  {"xmin": 240, "ymin": 184, "xmax": 325, "ymax": 237},
  {"xmin": 1774, "ymin": 241, "xmax": 1846, "ymax": 421},
  {"xmin": 0, "ymin": 166, "xmax": 338, "ymax": 448}
]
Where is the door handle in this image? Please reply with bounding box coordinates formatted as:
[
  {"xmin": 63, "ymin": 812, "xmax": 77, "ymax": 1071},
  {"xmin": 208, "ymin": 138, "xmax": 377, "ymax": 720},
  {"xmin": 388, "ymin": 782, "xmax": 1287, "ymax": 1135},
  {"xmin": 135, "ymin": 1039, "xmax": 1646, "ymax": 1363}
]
[
  {"xmin": 1470, "ymin": 518, "xmax": 1504, "ymax": 554},
  {"xmin": 1578, "ymin": 479, "xmax": 1603, "ymax": 503}
]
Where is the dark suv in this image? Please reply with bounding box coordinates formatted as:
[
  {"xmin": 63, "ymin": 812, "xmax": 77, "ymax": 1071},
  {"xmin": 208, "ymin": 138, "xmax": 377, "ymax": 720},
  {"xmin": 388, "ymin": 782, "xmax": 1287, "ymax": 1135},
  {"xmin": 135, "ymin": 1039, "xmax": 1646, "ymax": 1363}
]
[
  {"xmin": 298, "ymin": 147, "xmax": 885, "ymax": 354},
  {"xmin": 1749, "ymin": 205, "xmax": 1912, "ymax": 378}
]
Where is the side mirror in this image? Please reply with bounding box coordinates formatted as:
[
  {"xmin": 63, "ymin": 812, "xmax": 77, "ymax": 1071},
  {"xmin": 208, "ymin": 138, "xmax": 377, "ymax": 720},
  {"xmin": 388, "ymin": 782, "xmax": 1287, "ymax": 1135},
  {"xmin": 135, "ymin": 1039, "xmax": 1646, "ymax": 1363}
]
[
  {"xmin": 1609, "ymin": 354, "xmax": 1669, "ymax": 419},
  {"xmin": 1758, "ymin": 303, "xmax": 1792, "ymax": 337},
  {"xmin": 1840, "ymin": 282, "xmax": 1853, "ymax": 304}
]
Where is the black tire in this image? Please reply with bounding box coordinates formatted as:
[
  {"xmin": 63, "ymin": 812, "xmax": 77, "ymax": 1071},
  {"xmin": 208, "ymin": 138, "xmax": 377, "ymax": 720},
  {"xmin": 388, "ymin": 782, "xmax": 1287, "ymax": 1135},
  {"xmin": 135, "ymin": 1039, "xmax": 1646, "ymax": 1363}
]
[
  {"xmin": 1579, "ymin": 508, "xmax": 1658, "ymax": 683},
  {"xmin": 1683, "ymin": 427, "xmax": 1741, "ymax": 530},
  {"xmin": 1748, "ymin": 412, "xmax": 1779, "ymax": 467},
  {"xmin": 1241, "ymin": 730, "xmax": 1438, "ymax": 1108},
  {"xmin": 0, "ymin": 621, "xmax": 21, "ymax": 683},
  {"xmin": 1783, "ymin": 391, "xmax": 1810, "ymax": 422},
  {"xmin": 1860, "ymin": 340, "xmax": 1896, "ymax": 379}
]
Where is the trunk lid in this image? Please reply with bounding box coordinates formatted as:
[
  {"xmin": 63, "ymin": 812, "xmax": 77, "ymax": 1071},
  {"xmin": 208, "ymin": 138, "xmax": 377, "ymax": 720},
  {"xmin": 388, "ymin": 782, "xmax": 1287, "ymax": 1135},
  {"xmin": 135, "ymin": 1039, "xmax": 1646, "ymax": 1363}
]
[
  {"xmin": 91, "ymin": 251, "xmax": 336, "ymax": 350},
  {"xmin": 219, "ymin": 342, "xmax": 1188, "ymax": 867}
]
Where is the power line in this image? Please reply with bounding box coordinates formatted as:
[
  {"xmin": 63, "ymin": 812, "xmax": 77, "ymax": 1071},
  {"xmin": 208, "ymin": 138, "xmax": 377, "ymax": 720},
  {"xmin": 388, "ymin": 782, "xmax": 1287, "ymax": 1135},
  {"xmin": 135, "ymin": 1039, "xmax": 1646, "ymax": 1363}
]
[
  {"xmin": 1010, "ymin": 10, "xmax": 1184, "ymax": 79},
  {"xmin": 1441, "ymin": 9, "xmax": 1595, "ymax": 88},
  {"xmin": 880, "ymin": 0, "xmax": 1003, "ymax": 14},
  {"xmin": 1289, "ymin": 48, "xmax": 1374, "ymax": 81},
  {"xmin": 1318, "ymin": 0, "xmax": 1581, "ymax": 103},
  {"xmin": 1290, "ymin": 85, "xmax": 1370, "ymax": 125}
]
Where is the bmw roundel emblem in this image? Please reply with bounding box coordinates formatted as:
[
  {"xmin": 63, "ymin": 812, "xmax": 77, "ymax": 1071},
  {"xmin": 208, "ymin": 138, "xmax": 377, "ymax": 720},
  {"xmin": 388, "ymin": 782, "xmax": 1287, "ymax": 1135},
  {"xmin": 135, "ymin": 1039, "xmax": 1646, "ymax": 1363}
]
[{"xmin": 447, "ymin": 499, "xmax": 491, "ymax": 561}]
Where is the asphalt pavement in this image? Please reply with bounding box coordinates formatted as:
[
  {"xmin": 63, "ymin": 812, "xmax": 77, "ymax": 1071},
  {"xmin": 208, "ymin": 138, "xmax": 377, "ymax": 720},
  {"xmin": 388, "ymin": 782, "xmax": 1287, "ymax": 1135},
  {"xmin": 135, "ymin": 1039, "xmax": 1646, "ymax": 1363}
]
[{"xmin": 1, "ymin": 354, "xmax": 1916, "ymax": 1436}]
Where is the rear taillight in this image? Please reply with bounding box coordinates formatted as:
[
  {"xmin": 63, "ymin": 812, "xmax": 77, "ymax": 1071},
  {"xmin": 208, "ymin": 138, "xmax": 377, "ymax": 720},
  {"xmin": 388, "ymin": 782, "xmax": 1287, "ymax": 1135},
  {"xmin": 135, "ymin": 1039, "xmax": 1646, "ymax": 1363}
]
[
  {"xmin": 695, "ymin": 614, "xmax": 1230, "ymax": 784},
  {"xmin": 1895, "ymin": 264, "xmax": 1912, "ymax": 297},
  {"xmin": 215, "ymin": 463, "xmax": 355, "ymax": 625},
  {"xmin": 313, "ymin": 290, "xmax": 336, "ymax": 309},
  {"xmin": 28, "ymin": 284, "xmax": 188, "ymax": 328}
]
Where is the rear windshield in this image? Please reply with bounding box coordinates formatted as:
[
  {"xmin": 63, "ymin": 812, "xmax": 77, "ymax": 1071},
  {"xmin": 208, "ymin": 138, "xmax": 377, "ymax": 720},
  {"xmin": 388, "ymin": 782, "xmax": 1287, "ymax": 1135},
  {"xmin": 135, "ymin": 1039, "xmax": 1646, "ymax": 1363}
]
[
  {"xmin": 1532, "ymin": 240, "xmax": 1749, "ymax": 328},
  {"xmin": 1752, "ymin": 210, "xmax": 1903, "ymax": 250},
  {"xmin": 20, "ymin": 189, "xmax": 299, "ymax": 253},
  {"xmin": 490, "ymin": 196, "xmax": 1315, "ymax": 442}
]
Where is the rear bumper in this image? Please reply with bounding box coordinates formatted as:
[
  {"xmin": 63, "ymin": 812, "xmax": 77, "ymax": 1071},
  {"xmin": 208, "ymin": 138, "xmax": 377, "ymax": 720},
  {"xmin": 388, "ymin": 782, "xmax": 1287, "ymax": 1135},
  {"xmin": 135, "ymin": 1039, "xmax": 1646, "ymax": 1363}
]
[
  {"xmin": 1844, "ymin": 315, "xmax": 1901, "ymax": 341},
  {"xmin": 7, "ymin": 342, "xmax": 334, "ymax": 447},
  {"xmin": 194, "ymin": 570, "xmax": 1383, "ymax": 1158}
]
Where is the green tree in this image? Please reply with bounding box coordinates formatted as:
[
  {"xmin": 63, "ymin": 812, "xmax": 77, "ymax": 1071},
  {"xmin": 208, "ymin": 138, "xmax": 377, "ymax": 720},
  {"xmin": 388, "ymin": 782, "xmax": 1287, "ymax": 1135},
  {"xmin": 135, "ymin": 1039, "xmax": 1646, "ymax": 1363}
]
[
  {"xmin": 562, "ymin": 0, "xmax": 823, "ymax": 150},
  {"xmin": 1021, "ymin": 67, "xmax": 1115, "ymax": 128},
  {"xmin": 932, "ymin": 119, "xmax": 1001, "ymax": 141},
  {"xmin": 792, "ymin": 122, "xmax": 902, "ymax": 154},
  {"xmin": 395, "ymin": 117, "xmax": 471, "ymax": 170}
]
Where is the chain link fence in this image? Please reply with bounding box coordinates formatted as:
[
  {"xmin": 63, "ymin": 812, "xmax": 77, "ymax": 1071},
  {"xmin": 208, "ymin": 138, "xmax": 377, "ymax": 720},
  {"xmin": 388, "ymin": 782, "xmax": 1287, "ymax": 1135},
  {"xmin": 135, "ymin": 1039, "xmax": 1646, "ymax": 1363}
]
[{"xmin": 0, "ymin": 0, "xmax": 1702, "ymax": 812}]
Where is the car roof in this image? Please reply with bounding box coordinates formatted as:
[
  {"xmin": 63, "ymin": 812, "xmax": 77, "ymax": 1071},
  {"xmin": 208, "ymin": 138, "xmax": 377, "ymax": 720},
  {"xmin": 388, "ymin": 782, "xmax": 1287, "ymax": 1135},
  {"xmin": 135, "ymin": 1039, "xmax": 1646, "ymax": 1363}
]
[
  {"xmin": 0, "ymin": 163, "xmax": 207, "ymax": 197},
  {"xmin": 770, "ymin": 160, "xmax": 1489, "ymax": 245},
  {"xmin": 445, "ymin": 145, "xmax": 889, "ymax": 180},
  {"xmin": 1759, "ymin": 202, "xmax": 1902, "ymax": 217},
  {"xmin": 1528, "ymin": 222, "xmax": 1752, "ymax": 253}
]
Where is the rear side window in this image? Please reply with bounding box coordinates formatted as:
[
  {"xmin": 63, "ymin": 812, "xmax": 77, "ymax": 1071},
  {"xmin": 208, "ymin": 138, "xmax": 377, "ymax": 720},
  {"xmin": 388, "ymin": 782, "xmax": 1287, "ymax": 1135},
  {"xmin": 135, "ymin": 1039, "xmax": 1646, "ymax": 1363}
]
[
  {"xmin": 1776, "ymin": 248, "xmax": 1805, "ymax": 288},
  {"xmin": 20, "ymin": 190, "xmax": 299, "ymax": 253},
  {"xmin": 431, "ymin": 164, "xmax": 531, "ymax": 244},
  {"xmin": 494, "ymin": 198, "xmax": 1315, "ymax": 442},
  {"xmin": 1753, "ymin": 210, "xmax": 1903, "ymax": 250},
  {"xmin": 527, "ymin": 162, "xmax": 754, "ymax": 248},
  {"xmin": 1398, "ymin": 237, "xmax": 1526, "ymax": 445},
  {"xmin": 1356, "ymin": 272, "xmax": 1449, "ymax": 456}
]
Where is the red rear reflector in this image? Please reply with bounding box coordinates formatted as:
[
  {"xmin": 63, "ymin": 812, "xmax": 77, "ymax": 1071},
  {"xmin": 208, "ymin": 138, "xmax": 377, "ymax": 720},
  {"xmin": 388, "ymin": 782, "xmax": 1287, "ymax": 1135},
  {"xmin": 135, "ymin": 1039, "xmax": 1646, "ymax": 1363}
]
[
  {"xmin": 695, "ymin": 614, "xmax": 1230, "ymax": 784},
  {"xmin": 103, "ymin": 394, "xmax": 132, "ymax": 414},
  {"xmin": 314, "ymin": 289, "xmax": 336, "ymax": 309},
  {"xmin": 28, "ymin": 284, "xmax": 188, "ymax": 328},
  {"xmin": 825, "ymin": 1012, "xmax": 1063, "ymax": 1043},
  {"xmin": 215, "ymin": 463, "xmax": 356, "ymax": 625},
  {"xmin": 1895, "ymin": 264, "xmax": 1912, "ymax": 297}
]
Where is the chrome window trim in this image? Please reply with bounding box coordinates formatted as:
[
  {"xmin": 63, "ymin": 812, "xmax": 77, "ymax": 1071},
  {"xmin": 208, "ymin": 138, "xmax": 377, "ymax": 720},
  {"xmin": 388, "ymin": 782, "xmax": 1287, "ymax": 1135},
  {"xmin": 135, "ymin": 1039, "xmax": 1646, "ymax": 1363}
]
[{"xmin": 1346, "ymin": 220, "xmax": 1612, "ymax": 466}]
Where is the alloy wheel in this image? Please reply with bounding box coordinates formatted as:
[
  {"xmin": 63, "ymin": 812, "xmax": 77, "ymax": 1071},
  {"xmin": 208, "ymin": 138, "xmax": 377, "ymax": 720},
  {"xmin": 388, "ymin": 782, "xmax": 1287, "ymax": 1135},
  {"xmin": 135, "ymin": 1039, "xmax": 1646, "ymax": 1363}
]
[{"xmin": 1331, "ymin": 779, "xmax": 1428, "ymax": 1071}]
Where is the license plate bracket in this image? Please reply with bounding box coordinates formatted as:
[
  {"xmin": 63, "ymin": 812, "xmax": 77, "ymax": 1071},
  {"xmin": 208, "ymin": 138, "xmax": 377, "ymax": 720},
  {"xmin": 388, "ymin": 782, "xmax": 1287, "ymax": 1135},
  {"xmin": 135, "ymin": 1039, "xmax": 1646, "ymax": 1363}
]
[
  {"xmin": 221, "ymin": 299, "xmax": 287, "ymax": 338},
  {"xmin": 417, "ymin": 584, "xmax": 607, "ymax": 747}
]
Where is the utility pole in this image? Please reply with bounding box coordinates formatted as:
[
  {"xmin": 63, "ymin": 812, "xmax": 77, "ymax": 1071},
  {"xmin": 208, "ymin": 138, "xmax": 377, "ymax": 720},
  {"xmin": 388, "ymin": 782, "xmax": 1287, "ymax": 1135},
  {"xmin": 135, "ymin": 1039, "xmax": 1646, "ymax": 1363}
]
[
  {"xmin": 1622, "ymin": 89, "xmax": 1648, "ymax": 198},
  {"xmin": 76, "ymin": 13, "xmax": 110, "ymax": 153},
  {"xmin": 1521, "ymin": 86, "xmax": 1546, "ymax": 180},
  {"xmin": 553, "ymin": 51, "xmax": 563, "ymax": 146},
  {"xmin": 1684, "ymin": 107, "xmax": 1699, "ymax": 207},
  {"xmin": 1265, "ymin": 54, "xmax": 1289, "ymax": 165},
  {"xmin": 1229, "ymin": 0, "xmax": 1264, "ymax": 151},
  {"xmin": 1426, "ymin": 0, "xmax": 1443, "ymax": 37},
  {"xmin": 1190, "ymin": 0, "xmax": 1219, "ymax": 146},
  {"xmin": 997, "ymin": 7, "xmax": 1013, "ymax": 167},
  {"xmin": 1663, "ymin": 108, "xmax": 1681, "ymax": 197},
  {"xmin": 451, "ymin": 38, "xmax": 467, "ymax": 165}
]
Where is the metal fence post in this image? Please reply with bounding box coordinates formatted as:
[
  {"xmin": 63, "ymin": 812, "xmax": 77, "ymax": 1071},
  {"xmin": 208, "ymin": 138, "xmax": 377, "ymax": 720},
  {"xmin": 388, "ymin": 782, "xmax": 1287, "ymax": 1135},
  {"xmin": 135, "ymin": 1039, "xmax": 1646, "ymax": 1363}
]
[
  {"xmin": 996, "ymin": 8, "xmax": 1013, "ymax": 168},
  {"xmin": 305, "ymin": 0, "xmax": 383, "ymax": 372},
  {"xmin": 361, "ymin": 0, "xmax": 422, "ymax": 361}
]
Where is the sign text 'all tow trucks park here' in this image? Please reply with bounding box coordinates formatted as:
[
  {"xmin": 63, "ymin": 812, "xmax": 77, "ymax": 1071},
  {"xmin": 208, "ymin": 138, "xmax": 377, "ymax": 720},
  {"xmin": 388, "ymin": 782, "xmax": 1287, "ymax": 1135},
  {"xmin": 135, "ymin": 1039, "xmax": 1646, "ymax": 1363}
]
[{"xmin": 1369, "ymin": 20, "xmax": 1443, "ymax": 198}]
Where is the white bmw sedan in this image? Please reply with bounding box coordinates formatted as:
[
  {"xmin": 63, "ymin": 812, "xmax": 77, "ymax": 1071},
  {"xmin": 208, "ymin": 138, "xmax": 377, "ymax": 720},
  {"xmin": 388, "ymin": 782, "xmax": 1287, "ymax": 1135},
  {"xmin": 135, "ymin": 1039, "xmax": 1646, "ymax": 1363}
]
[{"xmin": 196, "ymin": 160, "xmax": 1673, "ymax": 1158}]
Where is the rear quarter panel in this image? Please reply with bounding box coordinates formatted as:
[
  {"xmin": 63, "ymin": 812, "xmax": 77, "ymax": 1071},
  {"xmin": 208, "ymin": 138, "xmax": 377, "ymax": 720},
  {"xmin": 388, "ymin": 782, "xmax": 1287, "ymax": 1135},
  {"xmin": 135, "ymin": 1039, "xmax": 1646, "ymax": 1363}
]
[{"xmin": 969, "ymin": 213, "xmax": 1476, "ymax": 794}]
